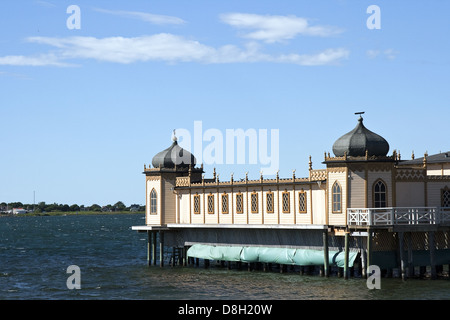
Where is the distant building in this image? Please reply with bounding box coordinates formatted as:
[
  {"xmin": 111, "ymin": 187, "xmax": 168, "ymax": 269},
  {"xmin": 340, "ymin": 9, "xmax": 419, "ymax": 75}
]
[{"xmin": 13, "ymin": 208, "xmax": 27, "ymax": 214}]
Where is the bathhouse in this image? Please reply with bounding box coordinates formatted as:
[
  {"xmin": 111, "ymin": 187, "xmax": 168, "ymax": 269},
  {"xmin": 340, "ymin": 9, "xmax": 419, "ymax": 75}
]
[{"xmin": 132, "ymin": 114, "xmax": 450, "ymax": 279}]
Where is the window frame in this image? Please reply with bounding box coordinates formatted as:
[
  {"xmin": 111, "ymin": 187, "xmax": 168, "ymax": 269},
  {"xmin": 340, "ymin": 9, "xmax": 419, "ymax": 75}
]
[
  {"xmin": 282, "ymin": 191, "xmax": 290, "ymax": 213},
  {"xmin": 193, "ymin": 194, "xmax": 201, "ymax": 214},
  {"xmin": 221, "ymin": 193, "xmax": 229, "ymax": 214},
  {"xmin": 207, "ymin": 194, "xmax": 214, "ymax": 214},
  {"xmin": 266, "ymin": 191, "xmax": 274, "ymax": 213},
  {"xmin": 332, "ymin": 181, "xmax": 342, "ymax": 213},
  {"xmin": 150, "ymin": 188, "xmax": 157, "ymax": 215},
  {"xmin": 236, "ymin": 193, "xmax": 244, "ymax": 214},
  {"xmin": 251, "ymin": 192, "xmax": 259, "ymax": 213},
  {"xmin": 373, "ymin": 179, "xmax": 387, "ymax": 208},
  {"xmin": 298, "ymin": 191, "xmax": 307, "ymax": 213}
]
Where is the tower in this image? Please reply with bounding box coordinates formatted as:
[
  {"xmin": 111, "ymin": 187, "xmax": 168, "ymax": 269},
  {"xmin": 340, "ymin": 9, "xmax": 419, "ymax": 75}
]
[{"xmin": 144, "ymin": 132, "xmax": 202, "ymax": 225}]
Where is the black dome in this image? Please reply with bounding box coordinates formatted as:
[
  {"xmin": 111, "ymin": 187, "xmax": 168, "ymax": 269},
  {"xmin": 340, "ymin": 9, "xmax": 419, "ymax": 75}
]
[
  {"xmin": 332, "ymin": 116, "xmax": 389, "ymax": 157},
  {"xmin": 152, "ymin": 138, "xmax": 196, "ymax": 169}
]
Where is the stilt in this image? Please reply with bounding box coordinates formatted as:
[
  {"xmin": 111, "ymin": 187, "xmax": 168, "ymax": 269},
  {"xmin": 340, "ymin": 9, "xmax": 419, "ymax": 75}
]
[
  {"xmin": 398, "ymin": 231, "xmax": 406, "ymax": 280},
  {"xmin": 152, "ymin": 232, "xmax": 157, "ymax": 266},
  {"xmin": 361, "ymin": 248, "xmax": 367, "ymax": 278},
  {"xmin": 147, "ymin": 231, "xmax": 152, "ymax": 266},
  {"xmin": 366, "ymin": 230, "xmax": 372, "ymax": 277},
  {"xmin": 407, "ymin": 232, "xmax": 414, "ymax": 278},
  {"xmin": 159, "ymin": 231, "xmax": 164, "ymax": 267},
  {"xmin": 323, "ymin": 230, "xmax": 329, "ymax": 277},
  {"xmin": 429, "ymin": 231, "xmax": 437, "ymax": 279},
  {"xmin": 344, "ymin": 231, "xmax": 349, "ymax": 280},
  {"xmin": 171, "ymin": 247, "xmax": 176, "ymax": 267},
  {"xmin": 204, "ymin": 259, "xmax": 210, "ymax": 268}
]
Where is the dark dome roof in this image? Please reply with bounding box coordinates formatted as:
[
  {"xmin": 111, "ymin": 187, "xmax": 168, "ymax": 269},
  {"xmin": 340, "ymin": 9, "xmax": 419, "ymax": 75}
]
[
  {"xmin": 332, "ymin": 116, "xmax": 389, "ymax": 157},
  {"xmin": 152, "ymin": 137, "xmax": 196, "ymax": 169}
]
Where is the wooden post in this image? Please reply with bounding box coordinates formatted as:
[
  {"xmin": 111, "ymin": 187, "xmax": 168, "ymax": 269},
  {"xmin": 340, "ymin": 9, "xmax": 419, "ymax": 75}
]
[
  {"xmin": 152, "ymin": 232, "xmax": 157, "ymax": 266},
  {"xmin": 323, "ymin": 230, "xmax": 329, "ymax": 277},
  {"xmin": 344, "ymin": 232, "xmax": 349, "ymax": 280},
  {"xmin": 407, "ymin": 232, "xmax": 414, "ymax": 278},
  {"xmin": 429, "ymin": 231, "xmax": 437, "ymax": 279},
  {"xmin": 147, "ymin": 231, "xmax": 152, "ymax": 266},
  {"xmin": 159, "ymin": 231, "xmax": 164, "ymax": 267},
  {"xmin": 366, "ymin": 230, "xmax": 372, "ymax": 275},
  {"xmin": 398, "ymin": 231, "xmax": 406, "ymax": 280}
]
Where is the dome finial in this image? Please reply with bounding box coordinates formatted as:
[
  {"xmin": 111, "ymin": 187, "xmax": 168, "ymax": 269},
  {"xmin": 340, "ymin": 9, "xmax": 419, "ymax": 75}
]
[
  {"xmin": 355, "ymin": 111, "xmax": 365, "ymax": 122},
  {"xmin": 172, "ymin": 129, "xmax": 178, "ymax": 142}
]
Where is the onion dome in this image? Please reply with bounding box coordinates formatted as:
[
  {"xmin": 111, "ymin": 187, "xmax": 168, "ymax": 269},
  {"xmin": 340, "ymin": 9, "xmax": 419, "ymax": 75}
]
[
  {"xmin": 151, "ymin": 131, "xmax": 196, "ymax": 168},
  {"xmin": 332, "ymin": 115, "xmax": 389, "ymax": 157}
]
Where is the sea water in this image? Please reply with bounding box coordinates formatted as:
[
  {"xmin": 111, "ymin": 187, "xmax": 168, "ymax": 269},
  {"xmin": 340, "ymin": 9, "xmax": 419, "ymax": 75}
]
[{"xmin": 0, "ymin": 214, "xmax": 449, "ymax": 300}]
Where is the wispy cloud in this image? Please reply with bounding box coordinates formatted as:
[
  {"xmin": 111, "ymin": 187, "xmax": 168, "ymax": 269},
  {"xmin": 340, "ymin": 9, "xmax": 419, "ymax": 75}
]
[
  {"xmin": 220, "ymin": 13, "xmax": 343, "ymax": 43},
  {"xmin": 366, "ymin": 49, "xmax": 398, "ymax": 60},
  {"xmin": 17, "ymin": 35, "xmax": 348, "ymax": 66},
  {"xmin": 0, "ymin": 53, "xmax": 72, "ymax": 67},
  {"xmin": 93, "ymin": 8, "xmax": 186, "ymax": 25}
]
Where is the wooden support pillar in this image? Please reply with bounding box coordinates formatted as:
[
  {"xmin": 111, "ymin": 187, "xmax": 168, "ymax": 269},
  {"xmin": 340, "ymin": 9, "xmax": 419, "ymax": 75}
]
[
  {"xmin": 366, "ymin": 230, "xmax": 372, "ymax": 275},
  {"xmin": 429, "ymin": 231, "xmax": 437, "ymax": 279},
  {"xmin": 159, "ymin": 231, "xmax": 164, "ymax": 267},
  {"xmin": 147, "ymin": 231, "xmax": 153, "ymax": 266},
  {"xmin": 398, "ymin": 231, "xmax": 406, "ymax": 280},
  {"xmin": 152, "ymin": 232, "xmax": 157, "ymax": 266},
  {"xmin": 323, "ymin": 229, "xmax": 329, "ymax": 277},
  {"xmin": 344, "ymin": 231, "xmax": 349, "ymax": 280},
  {"xmin": 407, "ymin": 232, "xmax": 414, "ymax": 278}
]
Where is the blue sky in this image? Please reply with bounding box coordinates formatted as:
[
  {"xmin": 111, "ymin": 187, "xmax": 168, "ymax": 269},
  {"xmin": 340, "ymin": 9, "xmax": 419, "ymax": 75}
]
[{"xmin": 2, "ymin": 0, "xmax": 449, "ymax": 207}]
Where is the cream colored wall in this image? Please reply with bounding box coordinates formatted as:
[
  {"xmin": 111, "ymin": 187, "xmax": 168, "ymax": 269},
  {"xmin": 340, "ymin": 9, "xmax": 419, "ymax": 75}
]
[
  {"xmin": 146, "ymin": 177, "xmax": 161, "ymax": 225},
  {"xmin": 396, "ymin": 182, "xmax": 425, "ymax": 207},
  {"xmin": 179, "ymin": 190, "xmax": 190, "ymax": 224},
  {"xmin": 311, "ymin": 185, "xmax": 326, "ymax": 224},
  {"xmin": 427, "ymin": 163, "xmax": 450, "ymax": 176},
  {"xmin": 349, "ymin": 170, "xmax": 365, "ymax": 208},
  {"xmin": 328, "ymin": 170, "xmax": 347, "ymax": 226}
]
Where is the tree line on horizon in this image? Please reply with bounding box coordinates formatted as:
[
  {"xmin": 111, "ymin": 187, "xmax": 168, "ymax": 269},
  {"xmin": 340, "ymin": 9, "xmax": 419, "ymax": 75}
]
[{"xmin": 0, "ymin": 201, "xmax": 144, "ymax": 213}]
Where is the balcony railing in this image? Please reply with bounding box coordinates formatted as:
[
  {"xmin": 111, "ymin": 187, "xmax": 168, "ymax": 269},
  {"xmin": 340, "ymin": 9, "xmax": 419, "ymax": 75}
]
[{"xmin": 347, "ymin": 207, "xmax": 450, "ymax": 226}]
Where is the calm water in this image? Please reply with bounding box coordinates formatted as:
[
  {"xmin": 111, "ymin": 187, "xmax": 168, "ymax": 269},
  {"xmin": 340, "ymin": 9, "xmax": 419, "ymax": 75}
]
[{"xmin": 0, "ymin": 214, "xmax": 449, "ymax": 300}]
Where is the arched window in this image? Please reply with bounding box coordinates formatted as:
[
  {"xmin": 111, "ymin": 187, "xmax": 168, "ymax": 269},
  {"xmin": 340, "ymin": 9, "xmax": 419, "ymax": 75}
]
[
  {"xmin": 150, "ymin": 189, "xmax": 157, "ymax": 215},
  {"xmin": 373, "ymin": 180, "xmax": 387, "ymax": 208},
  {"xmin": 332, "ymin": 182, "xmax": 342, "ymax": 213}
]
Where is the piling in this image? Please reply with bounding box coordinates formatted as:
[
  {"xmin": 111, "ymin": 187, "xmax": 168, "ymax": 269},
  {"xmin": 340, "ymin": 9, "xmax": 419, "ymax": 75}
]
[
  {"xmin": 398, "ymin": 231, "xmax": 406, "ymax": 280},
  {"xmin": 152, "ymin": 232, "xmax": 157, "ymax": 266},
  {"xmin": 344, "ymin": 232, "xmax": 349, "ymax": 280},
  {"xmin": 323, "ymin": 230, "xmax": 329, "ymax": 277},
  {"xmin": 429, "ymin": 231, "xmax": 437, "ymax": 279},
  {"xmin": 159, "ymin": 231, "xmax": 164, "ymax": 267}
]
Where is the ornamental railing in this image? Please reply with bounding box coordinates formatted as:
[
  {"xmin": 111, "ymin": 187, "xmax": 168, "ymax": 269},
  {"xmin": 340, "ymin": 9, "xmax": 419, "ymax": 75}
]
[{"xmin": 347, "ymin": 207, "xmax": 450, "ymax": 226}]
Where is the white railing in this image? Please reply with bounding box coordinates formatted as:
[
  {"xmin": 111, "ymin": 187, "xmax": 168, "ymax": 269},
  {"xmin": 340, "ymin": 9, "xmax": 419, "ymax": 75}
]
[{"xmin": 348, "ymin": 207, "xmax": 450, "ymax": 226}]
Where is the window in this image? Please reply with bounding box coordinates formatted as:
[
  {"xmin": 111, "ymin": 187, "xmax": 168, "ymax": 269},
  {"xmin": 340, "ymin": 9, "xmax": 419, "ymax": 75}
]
[
  {"xmin": 266, "ymin": 191, "xmax": 274, "ymax": 213},
  {"xmin": 298, "ymin": 191, "xmax": 307, "ymax": 213},
  {"xmin": 221, "ymin": 194, "xmax": 229, "ymax": 214},
  {"xmin": 236, "ymin": 193, "xmax": 243, "ymax": 214},
  {"xmin": 207, "ymin": 194, "xmax": 214, "ymax": 214},
  {"xmin": 251, "ymin": 192, "xmax": 258, "ymax": 213},
  {"xmin": 193, "ymin": 194, "xmax": 200, "ymax": 214},
  {"xmin": 282, "ymin": 191, "xmax": 290, "ymax": 213},
  {"xmin": 332, "ymin": 182, "xmax": 342, "ymax": 213},
  {"xmin": 150, "ymin": 189, "xmax": 157, "ymax": 215},
  {"xmin": 442, "ymin": 187, "xmax": 450, "ymax": 208},
  {"xmin": 373, "ymin": 180, "xmax": 387, "ymax": 208}
]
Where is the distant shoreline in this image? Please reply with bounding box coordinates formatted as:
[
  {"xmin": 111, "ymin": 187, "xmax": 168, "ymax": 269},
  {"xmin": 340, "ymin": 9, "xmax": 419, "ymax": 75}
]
[{"xmin": 0, "ymin": 211, "xmax": 145, "ymax": 217}]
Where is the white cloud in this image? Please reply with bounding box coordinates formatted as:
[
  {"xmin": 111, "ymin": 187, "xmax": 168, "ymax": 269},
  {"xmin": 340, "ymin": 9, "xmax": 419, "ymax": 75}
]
[
  {"xmin": 23, "ymin": 35, "xmax": 348, "ymax": 66},
  {"xmin": 93, "ymin": 8, "xmax": 186, "ymax": 25},
  {"xmin": 220, "ymin": 13, "xmax": 343, "ymax": 43},
  {"xmin": 366, "ymin": 48, "xmax": 398, "ymax": 60},
  {"xmin": 0, "ymin": 53, "xmax": 71, "ymax": 67}
]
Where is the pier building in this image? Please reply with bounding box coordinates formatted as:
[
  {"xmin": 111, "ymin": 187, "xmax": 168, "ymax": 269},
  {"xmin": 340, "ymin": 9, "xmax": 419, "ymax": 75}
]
[{"xmin": 133, "ymin": 114, "xmax": 450, "ymax": 279}]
